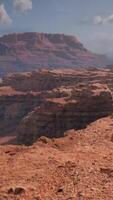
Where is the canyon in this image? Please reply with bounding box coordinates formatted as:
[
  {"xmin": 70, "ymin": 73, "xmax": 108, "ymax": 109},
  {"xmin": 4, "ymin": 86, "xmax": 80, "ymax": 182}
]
[
  {"xmin": 0, "ymin": 68, "xmax": 113, "ymax": 145},
  {"xmin": 0, "ymin": 68, "xmax": 113, "ymax": 199}
]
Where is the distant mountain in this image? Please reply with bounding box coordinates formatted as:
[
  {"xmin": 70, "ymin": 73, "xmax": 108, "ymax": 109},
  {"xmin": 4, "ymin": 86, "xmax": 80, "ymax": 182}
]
[{"xmin": 0, "ymin": 32, "xmax": 111, "ymax": 76}]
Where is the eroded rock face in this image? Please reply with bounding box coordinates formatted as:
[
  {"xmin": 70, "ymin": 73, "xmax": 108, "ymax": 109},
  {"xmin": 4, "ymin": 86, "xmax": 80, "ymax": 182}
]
[
  {"xmin": 0, "ymin": 43, "xmax": 12, "ymax": 55},
  {"xmin": 2, "ymin": 71, "xmax": 65, "ymax": 92},
  {"xmin": 1, "ymin": 68, "xmax": 113, "ymax": 145},
  {"xmin": 17, "ymin": 87, "xmax": 113, "ymax": 145},
  {"xmin": 0, "ymin": 93, "xmax": 43, "ymax": 136},
  {"xmin": 0, "ymin": 32, "xmax": 110, "ymax": 76}
]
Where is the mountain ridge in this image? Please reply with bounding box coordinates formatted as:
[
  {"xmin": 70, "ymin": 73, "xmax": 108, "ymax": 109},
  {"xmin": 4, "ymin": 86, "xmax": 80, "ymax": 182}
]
[{"xmin": 0, "ymin": 32, "xmax": 111, "ymax": 76}]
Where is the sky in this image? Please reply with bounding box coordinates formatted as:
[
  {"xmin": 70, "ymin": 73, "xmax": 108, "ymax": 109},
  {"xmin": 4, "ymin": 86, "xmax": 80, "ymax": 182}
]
[{"xmin": 0, "ymin": 0, "xmax": 113, "ymax": 57}]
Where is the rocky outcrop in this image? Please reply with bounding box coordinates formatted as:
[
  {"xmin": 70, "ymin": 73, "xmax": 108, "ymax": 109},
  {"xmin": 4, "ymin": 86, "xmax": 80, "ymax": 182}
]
[
  {"xmin": 1, "ymin": 115, "xmax": 113, "ymax": 199},
  {"xmin": 0, "ymin": 32, "xmax": 110, "ymax": 76},
  {"xmin": 0, "ymin": 43, "xmax": 12, "ymax": 56},
  {"xmin": 1, "ymin": 71, "xmax": 65, "ymax": 92},
  {"xmin": 17, "ymin": 85, "xmax": 113, "ymax": 145},
  {"xmin": 0, "ymin": 93, "xmax": 43, "ymax": 136},
  {"xmin": 1, "ymin": 68, "xmax": 113, "ymax": 144}
]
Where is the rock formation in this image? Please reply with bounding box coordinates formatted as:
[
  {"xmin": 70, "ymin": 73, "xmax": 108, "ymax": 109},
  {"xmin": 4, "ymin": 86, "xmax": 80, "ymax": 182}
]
[
  {"xmin": 0, "ymin": 68, "xmax": 113, "ymax": 199},
  {"xmin": 17, "ymin": 83, "xmax": 113, "ymax": 145},
  {"xmin": 0, "ymin": 89, "xmax": 43, "ymax": 136},
  {"xmin": 0, "ymin": 32, "xmax": 110, "ymax": 76},
  {"xmin": 0, "ymin": 68, "xmax": 113, "ymax": 145}
]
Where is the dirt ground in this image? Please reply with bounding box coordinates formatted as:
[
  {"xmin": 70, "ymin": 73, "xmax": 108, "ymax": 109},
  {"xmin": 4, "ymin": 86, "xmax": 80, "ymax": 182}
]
[{"xmin": 0, "ymin": 116, "xmax": 113, "ymax": 200}]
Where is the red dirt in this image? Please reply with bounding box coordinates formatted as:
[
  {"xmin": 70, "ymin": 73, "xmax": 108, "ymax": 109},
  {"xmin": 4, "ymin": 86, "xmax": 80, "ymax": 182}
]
[{"xmin": 0, "ymin": 116, "xmax": 113, "ymax": 199}]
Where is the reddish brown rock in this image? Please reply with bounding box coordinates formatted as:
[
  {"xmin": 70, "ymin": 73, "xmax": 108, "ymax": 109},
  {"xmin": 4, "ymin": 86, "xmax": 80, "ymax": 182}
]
[
  {"xmin": 0, "ymin": 68, "xmax": 113, "ymax": 199},
  {"xmin": 0, "ymin": 68, "xmax": 113, "ymax": 145},
  {"xmin": 0, "ymin": 32, "xmax": 110, "ymax": 76},
  {"xmin": 17, "ymin": 87, "xmax": 113, "ymax": 145}
]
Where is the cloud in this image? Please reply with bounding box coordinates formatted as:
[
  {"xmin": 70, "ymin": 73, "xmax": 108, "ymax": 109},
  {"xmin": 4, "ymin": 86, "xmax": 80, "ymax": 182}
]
[
  {"xmin": 81, "ymin": 13, "xmax": 113, "ymax": 26},
  {"xmin": 94, "ymin": 16, "xmax": 103, "ymax": 25},
  {"xmin": 105, "ymin": 14, "xmax": 113, "ymax": 23},
  {"xmin": 94, "ymin": 14, "xmax": 113, "ymax": 25},
  {"xmin": 0, "ymin": 4, "xmax": 12, "ymax": 25},
  {"xmin": 14, "ymin": 0, "xmax": 32, "ymax": 13}
]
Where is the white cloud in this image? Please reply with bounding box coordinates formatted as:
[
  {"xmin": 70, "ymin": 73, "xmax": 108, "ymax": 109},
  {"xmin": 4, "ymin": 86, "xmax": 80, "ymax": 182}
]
[
  {"xmin": 94, "ymin": 14, "xmax": 113, "ymax": 25},
  {"xmin": 94, "ymin": 16, "xmax": 103, "ymax": 25},
  {"xmin": 82, "ymin": 13, "xmax": 113, "ymax": 26},
  {"xmin": 14, "ymin": 0, "xmax": 32, "ymax": 13},
  {"xmin": 0, "ymin": 4, "xmax": 12, "ymax": 25}
]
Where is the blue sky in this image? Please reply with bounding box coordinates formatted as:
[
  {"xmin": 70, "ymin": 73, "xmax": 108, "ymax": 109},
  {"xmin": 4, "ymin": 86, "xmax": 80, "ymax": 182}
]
[{"xmin": 0, "ymin": 0, "xmax": 113, "ymax": 56}]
